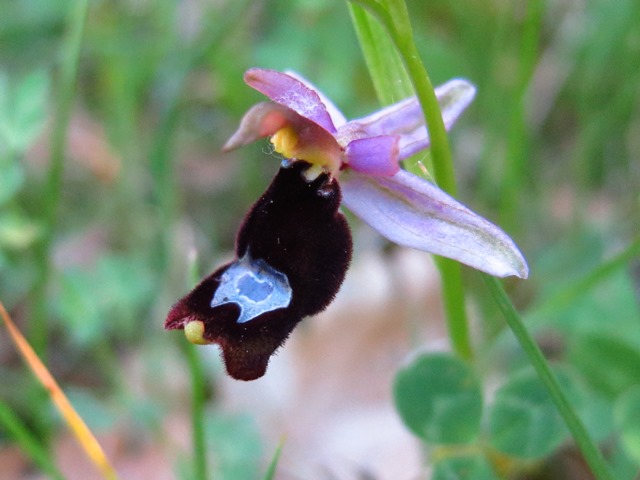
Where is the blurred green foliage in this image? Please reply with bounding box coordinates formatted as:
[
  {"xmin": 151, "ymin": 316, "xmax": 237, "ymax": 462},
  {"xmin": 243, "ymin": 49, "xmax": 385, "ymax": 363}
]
[
  {"xmin": 394, "ymin": 353, "xmax": 483, "ymax": 444},
  {"xmin": 0, "ymin": 0, "xmax": 639, "ymax": 479}
]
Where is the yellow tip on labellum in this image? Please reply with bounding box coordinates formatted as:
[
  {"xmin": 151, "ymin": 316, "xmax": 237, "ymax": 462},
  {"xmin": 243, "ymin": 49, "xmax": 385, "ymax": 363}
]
[{"xmin": 184, "ymin": 320, "xmax": 211, "ymax": 345}]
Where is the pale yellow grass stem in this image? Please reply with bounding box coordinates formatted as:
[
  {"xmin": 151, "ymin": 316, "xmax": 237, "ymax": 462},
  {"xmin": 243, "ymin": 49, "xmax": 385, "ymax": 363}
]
[{"xmin": 0, "ymin": 300, "xmax": 119, "ymax": 480}]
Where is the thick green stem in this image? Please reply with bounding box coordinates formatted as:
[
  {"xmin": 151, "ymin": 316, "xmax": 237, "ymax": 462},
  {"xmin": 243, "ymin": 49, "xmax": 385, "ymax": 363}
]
[
  {"xmin": 349, "ymin": 0, "xmax": 472, "ymax": 360},
  {"xmin": 482, "ymin": 274, "xmax": 614, "ymax": 480}
]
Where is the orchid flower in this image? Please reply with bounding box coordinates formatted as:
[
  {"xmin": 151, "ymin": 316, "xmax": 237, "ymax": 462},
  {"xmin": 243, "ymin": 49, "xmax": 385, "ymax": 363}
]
[
  {"xmin": 166, "ymin": 68, "xmax": 528, "ymax": 381},
  {"xmin": 224, "ymin": 68, "xmax": 528, "ymax": 278}
]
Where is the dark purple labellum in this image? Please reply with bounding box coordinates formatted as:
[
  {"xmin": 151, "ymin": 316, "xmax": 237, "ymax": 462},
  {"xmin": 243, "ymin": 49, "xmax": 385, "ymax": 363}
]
[{"xmin": 165, "ymin": 160, "xmax": 353, "ymax": 380}]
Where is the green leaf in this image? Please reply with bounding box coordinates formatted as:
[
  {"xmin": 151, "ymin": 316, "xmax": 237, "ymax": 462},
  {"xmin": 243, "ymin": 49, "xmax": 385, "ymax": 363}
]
[
  {"xmin": 432, "ymin": 455, "xmax": 499, "ymax": 480},
  {"xmin": 0, "ymin": 159, "xmax": 25, "ymax": 205},
  {"xmin": 574, "ymin": 388, "xmax": 614, "ymax": 444},
  {"xmin": 568, "ymin": 333, "xmax": 640, "ymax": 398},
  {"xmin": 55, "ymin": 254, "xmax": 155, "ymax": 346},
  {"xmin": 56, "ymin": 270, "xmax": 103, "ymax": 345},
  {"xmin": 614, "ymin": 385, "xmax": 640, "ymax": 465},
  {"xmin": 487, "ymin": 368, "xmax": 570, "ymax": 459},
  {"xmin": 207, "ymin": 413, "xmax": 262, "ymax": 480},
  {"xmin": 609, "ymin": 435, "xmax": 640, "ymax": 480},
  {"xmin": 0, "ymin": 212, "xmax": 41, "ymax": 249},
  {"xmin": 393, "ymin": 352, "xmax": 483, "ymax": 444},
  {"xmin": 65, "ymin": 388, "xmax": 116, "ymax": 431},
  {"xmin": 0, "ymin": 70, "xmax": 49, "ymax": 156}
]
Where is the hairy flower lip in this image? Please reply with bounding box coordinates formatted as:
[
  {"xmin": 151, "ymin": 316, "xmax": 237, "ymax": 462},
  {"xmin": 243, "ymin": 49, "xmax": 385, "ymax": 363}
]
[{"xmin": 165, "ymin": 160, "xmax": 352, "ymax": 380}]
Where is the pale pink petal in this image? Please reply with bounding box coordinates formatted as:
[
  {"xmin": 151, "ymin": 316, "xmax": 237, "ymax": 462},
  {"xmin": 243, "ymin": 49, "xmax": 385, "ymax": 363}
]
[
  {"xmin": 284, "ymin": 70, "xmax": 347, "ymax": 128},
  {"xmin": 337, "ymin": 79, "xmax": 476, "ymax": 160},
  {"xmin": 344, "ymin": 136, "xmax": 400, "ymax": 176},
  {"xmin": 399, "ymin": 79, "xmax": 476, "ymax": 159},
  {"xmin": 340, "ymin": 169, "xmax": 529, "ymax": 278},
  {"xmin": 222, "ymin": 102, "xmax": 290, "ymax": 151},
  {"xmin": 244, "ymin": 68, "xmax": 337, "ymax": 134}
]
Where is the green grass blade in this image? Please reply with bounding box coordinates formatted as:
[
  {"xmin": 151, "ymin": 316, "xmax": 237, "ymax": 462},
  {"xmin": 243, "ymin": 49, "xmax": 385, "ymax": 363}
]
[
  {"xmin": 31, "ymin": 0, "xmax": 90, "ymax": 357},
  {"xmin": 482, "ymin": 273, "xmax": 615, "ymax": 480},
  {"xmin": 0, "ymin": 400, "xmax": 66, "ymax": 480},
  {"xmin": 262, "ymin": 437, "xmax": 285, "ymax": 480},
  {"xmin": 348, "ymin": 4, "xmax": 412, "ymax": 105},
  {"xmin": 527, "ymin": 236, "xmax": 640, "ymax": 321}
]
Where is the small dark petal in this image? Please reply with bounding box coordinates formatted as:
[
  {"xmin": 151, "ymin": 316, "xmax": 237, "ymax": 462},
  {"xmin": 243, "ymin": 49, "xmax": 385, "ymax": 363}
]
[{"xmin": 165, "ymin": 160, "xmax": 353, "ymax": 380}]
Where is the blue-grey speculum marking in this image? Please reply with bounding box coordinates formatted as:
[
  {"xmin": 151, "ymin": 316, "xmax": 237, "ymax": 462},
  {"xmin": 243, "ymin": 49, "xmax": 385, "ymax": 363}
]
[{"xmin": 211, "ymin": 252, "xmax": 292, "ymax": 323}]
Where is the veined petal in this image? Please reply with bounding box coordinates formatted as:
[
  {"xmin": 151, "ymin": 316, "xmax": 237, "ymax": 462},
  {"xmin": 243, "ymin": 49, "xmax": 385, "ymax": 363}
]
[
  {"xmin": 435, "ymin": 79, "xmax": 476, "ymax": 131},
  {"xmin": 344, "ymin": 136, "xmax": 400, "ymax": 176},
  {"xmin": 284, "ymin": 70, "xmax": 347, "ymax": 128},
  {"xmin": 340, "ymin": 170, "xmax": 529, "ymax": 278},
  {"xmin": 338, "ymin": 96, "xmax": 420, "ymax": 141},
  {"xmin": 223, "ymin": 102, "xmax": 290, "ymax": 151},
  {"xmin": 244, "ymin": 68, "xmax": 337, "ymax": 134},
  {"xmin": 399, "ymin": 79, "xmax": 476, "ymax": 159},
  {"xmin": 337, "ymin": 79, "xmax": 476, "ymax": 161}
]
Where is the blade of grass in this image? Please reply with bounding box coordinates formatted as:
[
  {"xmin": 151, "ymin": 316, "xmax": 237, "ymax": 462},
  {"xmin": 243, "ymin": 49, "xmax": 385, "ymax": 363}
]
[
  {"xmin": 31, "ymin": 0, "xmax": 89, "ymax": 358},
  {"xmin": 349, "ymin": 0, "xmax": 473, "ymax": 360},
  {"xmin": 527, "ymin": 235, "xmax": 640, "ymax": 321},
  {"xmin": 481, "ymin": 274, "xmax": 614, "ymax": 480},
  {"xmin": 0, "ymin": 301, "xmax": 119, "ymax": 480},
  {"xmin": 262, "ymin": 436, "xmax": 285, "ymax": 480},
  {"xmin": 0, "ymin": 400, "xmax": 66, "ymax": 480},
  {"xmin": 348, "ymin": 4, "xmax": 412, "ymax": 105},
  {"xmin": 500, "ymin": 0, "xmax": 544, "ymax": 231},
  {"xmin": 149, "ymin": 0, "xmax": 252, "ymax": 274}
]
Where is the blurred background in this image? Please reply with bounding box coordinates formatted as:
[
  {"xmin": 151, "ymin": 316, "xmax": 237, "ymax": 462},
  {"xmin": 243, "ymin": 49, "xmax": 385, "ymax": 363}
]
[{"xmin": 1, "ymin": 0, "xmax": 639, "ymax": 478}]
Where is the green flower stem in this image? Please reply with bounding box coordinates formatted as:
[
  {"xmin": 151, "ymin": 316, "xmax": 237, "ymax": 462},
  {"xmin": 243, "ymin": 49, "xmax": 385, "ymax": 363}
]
[
  {"xmin": 182, "ymin": 342, "xmax": 208, "ymax": 480},
  {"xmin": 31, "ymin": 0, "xmax": 89, "ymax": 358},
  {"xmin": 432, "ymin": 258, "xmax": 472, "ymax": 360},
  {"xmin": 349, "ymin": 0, "xmax": 472, "ymax": 360},
  {"xmin": 482, "ymin": 274, "xmax": 615, "ymax": 480},
  {"xmin": 0, "ymin": 401, "xmax": 65, "ymax": 480},
  {"xmin": 182, "ymin": 254, "xmax": 209, "ymax": 480}
]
